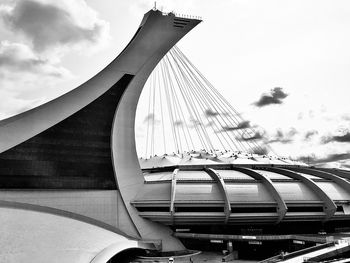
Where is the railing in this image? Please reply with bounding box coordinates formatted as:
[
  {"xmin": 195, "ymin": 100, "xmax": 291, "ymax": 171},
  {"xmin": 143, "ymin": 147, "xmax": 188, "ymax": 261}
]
[
  {"xmin": 259, "ymin": 254, "xmax": 281, "ymax": 263},
  {"xmin": 172, "ymin": 12, "xmax": 202, "ymax": 20},
  {"xmin": 283, "ymin": 242, "xmax": 335, "ymax": 260},
  {"xmin": 154, "ymin": 8, "xmax": 202, "ymax": 20},
  {"xmin": 259, "ymin": 242, "xmax": 335, "ymax": 263}
]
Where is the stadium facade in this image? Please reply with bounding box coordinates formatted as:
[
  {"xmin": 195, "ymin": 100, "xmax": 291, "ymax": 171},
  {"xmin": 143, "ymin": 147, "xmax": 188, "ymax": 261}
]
[{"xmin": 1, "ymin": 8, "xmax": 350, "ymax": 262}]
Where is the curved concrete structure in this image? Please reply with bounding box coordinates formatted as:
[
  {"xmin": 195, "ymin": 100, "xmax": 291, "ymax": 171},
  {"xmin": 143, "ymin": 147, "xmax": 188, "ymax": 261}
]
[
  {"xmin": 0, "ymin": 9, "xmax": 201, "ymax": 258},
  {"xmin": 0, "ymin": 204, "xmax": 140, "ymax": 263}
]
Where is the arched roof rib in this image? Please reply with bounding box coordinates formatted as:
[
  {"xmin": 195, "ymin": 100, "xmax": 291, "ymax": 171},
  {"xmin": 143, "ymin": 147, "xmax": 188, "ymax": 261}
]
[
  {"xmin": 170, "ymin": 168, "xmax": 179, "ymax": 225},
  {"xmin": 287, "ymin": 167, "xmax": 350, "ymax": 196},
  {"xmin": 230, "ymin": 167, "xmax": 287, "ymax": 223},
  {"xmin": 205, "ymin": 168, "xmax": 231, "ymax": 224},
  {"xmin": 318, "ymin": 168, "xmax": 350, "ymax": 180},
  {"xmin": 262, "ymin": 167, "xmax": 337, "ymax": 221}
]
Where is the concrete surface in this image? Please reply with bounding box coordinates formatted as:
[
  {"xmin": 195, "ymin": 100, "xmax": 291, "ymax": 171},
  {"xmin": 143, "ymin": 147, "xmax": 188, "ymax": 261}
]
[{"xmin": 0, "ymin": 206, "xmax": 139, "ymax": 263}]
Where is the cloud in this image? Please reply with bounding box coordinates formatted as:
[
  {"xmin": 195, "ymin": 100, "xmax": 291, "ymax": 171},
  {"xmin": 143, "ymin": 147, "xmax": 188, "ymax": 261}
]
[
  {"xmin": 341, "ymin": 115, "xmax": 350, "ymax": 121},
  {"xmin": 0, "ymin": 0, "xmax": 109, "ymax": 52},
  {"xmin": 0, "ymin": 0, "xmax": 109, "ymax": 118},
  {"xmin": 297, "ymin": 112, "xmax": 303, "ymax": 120},
  {"xmin": 189, "ymin": 118, "xmax": 202, "ymax": 128},
  {"xmin": 240, "ymin": 130, "xmax": 264, "ymax": 141},
  {"xmin": 204, "ymin": 109, "xmax": 219, "ymax": 117},
  {"xmin": 304, "ymin": 130, "xmax": 318, "ymax": 141},
  {"xmin": 143, "ymin": 113, "xmax": 160, "ymax": 124},
  {"xmin": 252, "ymin": 146, "xmax": 268, "ymax": 155},
  {"xmin": 204, "ymin": 109, "xmax": 235, "ymax": 119},
  {"xmin": 298, "ymin": 152, "xmax": 350, "ymax": 165},
  {"xmin": 0, "ymin": 40, "xmax": 72, "ymax": 117},
  {"xmin": 206, "ymin": 121, "xmax": 215, "ymax": 127},
  {"xmin": 217, "ymin": 121, "xmax": 251, "ymax": 133},
  {"xmin": 267, "ymin": 128, "xmax": 298, "ymax": 144},
  {"xmin": 253, "ymin": 87, "xmax": 288, "ymax": 107},
  {"xmin": 0, "ymin": 41, "xmax": 69, "ymax": 77},
  {"xmin": 322, "ymin": 131, "xmax": 350, "ymax": 144},
  {"xmin": 287, "ymin": 127, "xmax": 298, "ymax": 137},
  {"xmin": 0, "ymin": 89, "xmax": 44, "ymax": 119},
  {"xmin": 174, "ymin": 120, "xmax": 183, "ymax": 126},
  {"xmin": 268, "ymin": 131, "xmax": 291, "ymax": 144}
]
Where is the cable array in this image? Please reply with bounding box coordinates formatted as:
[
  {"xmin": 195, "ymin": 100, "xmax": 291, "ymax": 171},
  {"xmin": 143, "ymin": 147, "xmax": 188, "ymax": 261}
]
[{"xmin": 143, "ymin": 46, "xmax": 269, "ymax": 158}]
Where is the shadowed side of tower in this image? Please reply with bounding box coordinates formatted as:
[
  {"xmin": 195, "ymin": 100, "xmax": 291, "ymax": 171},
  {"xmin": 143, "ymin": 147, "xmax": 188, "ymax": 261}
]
[
  {"xmin": 0, "ymin": 75, "xmax": 133, "ymax": 189},
  {"xmin": 0, "ymin": 9, "xmax": 201, "ymax": 253}
]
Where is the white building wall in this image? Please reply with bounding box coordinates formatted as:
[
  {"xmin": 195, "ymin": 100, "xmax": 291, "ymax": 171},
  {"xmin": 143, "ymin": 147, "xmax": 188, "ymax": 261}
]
[{"xmin": 0, "ymin": 190, "xmax": 119, "ymax": 227}]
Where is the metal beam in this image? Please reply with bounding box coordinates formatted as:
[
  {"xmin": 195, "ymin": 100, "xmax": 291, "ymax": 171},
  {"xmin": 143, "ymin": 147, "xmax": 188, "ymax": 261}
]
[
  {"xmin": 265, "ymin": 167, "xmax": 337, "ymax": 221},
  {"xmin": 231, "ymin": 166, "xmax": 287, "ymax": 223},
  {"xmin": 318, "ymin": 168, "xmax": 350, "ymax": 180},
  {"xmin": 174, "ymin": 232, "xmax": 327, "ymax": 243},
  {"xmin": 205, "ymin": 168, "xmax": 231, "ymax": 224},
  {"xmin": 288, "ymin": 167, "xmax": 350, "ymax": 193},
  {"xmin": 170, "ymin": 168, "xmax": 179, "ymax": 225}
]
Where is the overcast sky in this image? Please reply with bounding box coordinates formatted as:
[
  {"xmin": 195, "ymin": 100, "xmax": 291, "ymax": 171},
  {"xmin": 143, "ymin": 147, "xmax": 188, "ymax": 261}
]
[{"xmin": 0, "ymin": 0, "xmax": 350, "ymax": 168}]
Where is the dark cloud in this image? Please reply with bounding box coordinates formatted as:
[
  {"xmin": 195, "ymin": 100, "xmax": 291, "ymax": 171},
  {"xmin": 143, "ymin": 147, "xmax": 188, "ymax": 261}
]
[
  {"xmin": 268, "ymin": 135, "xmax": 291, "ymax": 144},
  {"xmin": 267, "ymin": 128, "xmax": 298, "ymax": 144},
  {"xmin": 1, "ymin": 0, "xmax": 106, "ymax": 52},
  {"xmin": 253, "ymin": 87, "xmax": 288, "ymax": 107},
  {"xmin": 251, "ymin": 147, "xmax": 268, "ymax": 155},
  {"xmin": 240, "ymin": 130, "xmax": 264, "ymax": 141},
  {"xmin": 304, "ymin": 130, "xmax": 318, "ymax": 141},
  {"xmin": 204, "ymin": 109, "xmax": 219, "ymax": 117},
  {"xmin": 174, "ymin": 120, "xmax": 183, "ymax": 126},
  {"xmin": 322, "ymin": 131, "xmax": 350, "ymax": 144},
  {"xmin": 226, "ymin": 121, "xmax": 251, "ymax": 131},
  {"xmin": 298, "ymin": 153, "xmax": 350, "ymax": 165},
  {"xmin": 216, "ymin": 121, "xmax": 251, "ymax": 133}
]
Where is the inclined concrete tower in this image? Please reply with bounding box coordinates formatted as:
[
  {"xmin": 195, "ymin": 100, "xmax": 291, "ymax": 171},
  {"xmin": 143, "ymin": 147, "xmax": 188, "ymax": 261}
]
[{"xmin": 0, "ymin": 9, "xmax": 201, "ymax": 261}]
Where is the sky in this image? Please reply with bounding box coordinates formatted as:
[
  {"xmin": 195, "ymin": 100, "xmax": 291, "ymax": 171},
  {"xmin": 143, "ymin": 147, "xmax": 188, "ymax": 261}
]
[{"xmin": 0, "ymin": 0, "xmax": 350, "ymax": 168}]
